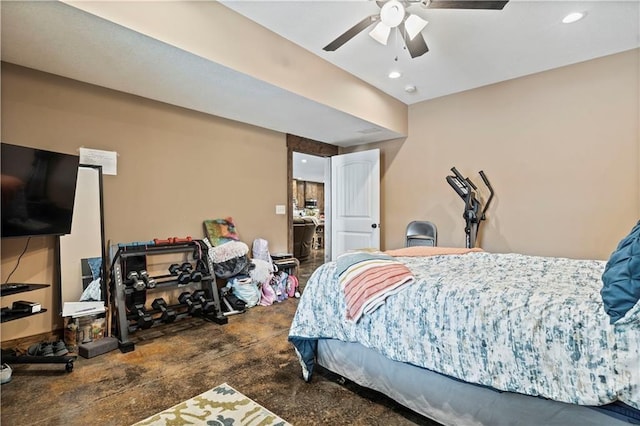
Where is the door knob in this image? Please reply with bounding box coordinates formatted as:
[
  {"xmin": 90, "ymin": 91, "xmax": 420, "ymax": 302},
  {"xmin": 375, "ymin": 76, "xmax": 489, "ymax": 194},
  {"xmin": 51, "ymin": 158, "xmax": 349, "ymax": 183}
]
[{"xmin": 371, "ymin": 223, "xmax": 378, "ymax": 229}]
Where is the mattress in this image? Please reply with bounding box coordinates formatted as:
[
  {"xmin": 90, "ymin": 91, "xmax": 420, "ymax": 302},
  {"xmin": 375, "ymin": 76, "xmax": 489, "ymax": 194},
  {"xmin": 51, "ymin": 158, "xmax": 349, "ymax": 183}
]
[{"xmin": 289, "ymin": 252, "xmax": 640, "ymax": 410}]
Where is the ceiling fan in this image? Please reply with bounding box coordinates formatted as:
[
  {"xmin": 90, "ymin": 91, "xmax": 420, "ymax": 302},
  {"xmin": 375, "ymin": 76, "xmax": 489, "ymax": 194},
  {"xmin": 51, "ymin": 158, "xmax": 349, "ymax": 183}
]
[{"xmin": 323, "ymin": 0, "xmax": 509, "ymax": 58}]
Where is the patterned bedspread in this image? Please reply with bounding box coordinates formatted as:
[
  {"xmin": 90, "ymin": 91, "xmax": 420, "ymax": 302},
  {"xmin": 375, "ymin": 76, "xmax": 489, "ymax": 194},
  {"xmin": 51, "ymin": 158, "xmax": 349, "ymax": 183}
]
[{"xmin": 289, "ymin": 252, "xmax": 640, "ymax": 409}]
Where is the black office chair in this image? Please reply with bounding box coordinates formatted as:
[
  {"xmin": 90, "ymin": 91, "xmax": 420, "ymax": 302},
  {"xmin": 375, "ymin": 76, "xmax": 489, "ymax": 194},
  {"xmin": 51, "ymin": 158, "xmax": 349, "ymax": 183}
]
[{"xmin": 405, "ymin": 221, "xmax": 437, "ymax": 247}]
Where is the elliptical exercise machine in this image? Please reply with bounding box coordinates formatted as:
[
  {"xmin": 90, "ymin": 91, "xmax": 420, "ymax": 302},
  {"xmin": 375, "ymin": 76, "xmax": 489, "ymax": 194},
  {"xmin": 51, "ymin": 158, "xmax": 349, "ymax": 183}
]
[{"xmin": 446, "ymin": 167, "xmax": 495, "ymax": 248}]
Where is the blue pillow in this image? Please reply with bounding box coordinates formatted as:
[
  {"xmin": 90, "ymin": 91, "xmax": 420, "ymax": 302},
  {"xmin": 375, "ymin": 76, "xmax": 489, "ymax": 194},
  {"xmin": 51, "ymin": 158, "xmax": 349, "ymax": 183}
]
[{"xmin": 601, "ymin": 220, "xmax": 640, "ymax": 324}]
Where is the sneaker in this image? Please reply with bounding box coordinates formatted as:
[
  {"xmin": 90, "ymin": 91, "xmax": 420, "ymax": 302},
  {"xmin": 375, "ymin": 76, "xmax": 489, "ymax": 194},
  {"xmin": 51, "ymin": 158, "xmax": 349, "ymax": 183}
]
[
  {"xmin": 52, "ymin": 341, "xmax": 68, "ymax": 356},
  {"xmin": 1, "ymin": 364, "xmax": 12, "ymax": 384},
  {"xmin": 27, "ymin": 342, "xmax": 54, "ymax": 356},
  {"xmin": 40, "ymin": 343, "xmax": 54, "ymax": 356},
  {"xmin": 27, "ymin": 342, "xmax": 41, "ymax": 356}
]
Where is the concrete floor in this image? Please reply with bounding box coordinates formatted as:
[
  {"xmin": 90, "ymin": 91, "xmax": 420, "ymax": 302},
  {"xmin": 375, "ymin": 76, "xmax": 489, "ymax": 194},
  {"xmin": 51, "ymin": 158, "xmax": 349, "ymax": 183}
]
[{"xmin": 0, "ymin": 250, "xmax": 427, "ymax": 426}]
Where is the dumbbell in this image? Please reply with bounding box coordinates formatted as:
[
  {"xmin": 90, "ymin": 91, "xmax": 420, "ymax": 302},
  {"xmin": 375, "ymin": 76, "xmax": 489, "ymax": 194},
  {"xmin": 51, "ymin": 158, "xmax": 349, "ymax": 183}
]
[
  {"xmin": 190, "ymin": 264, "xmax": 204, "ymax": 282},
  {"xmin": 169, "ymin": 263, "xmax": 192, "ymax": 285},
  {"xmin": 191, "ymin": 289, "xmax": 216, "ymax": 314},
  {"xmin": 133, "ymin": 304, "xmax": 153, "ymax": 329},
  {"xmin": 151, "ymin": 298, "xmax": 177, "ymax": 323},
  {"xmin": 127, "ymin": 271, "xmax": 146, "ymax": 291},
  {"xmin": 172, "ymin": 236, "xmax": 193, "ymax": 243},
  {"xmin": 125, "ymin": 285, "xmax": 146, "ymax": 310},
  {"xmin": 153, "ymin": 236, "xmax": 192, "ymax": 245},
  {"xmin": 178, "ymin": 262, "xmax": 203, "ymax": 283},
  {"xmin": 178, "ymin": 292, "xmax": 202, "ymax": 316},
  {"xmin": 181, "ymin": 262, "xmax": 205, "ymax": 282},
  {"xmin": 124, "ymin": 286, "xmax": 134, "ymax": 307},
  {"xmin": 139, "ymin": 270, "xmax": 157, "ymax": 289}
]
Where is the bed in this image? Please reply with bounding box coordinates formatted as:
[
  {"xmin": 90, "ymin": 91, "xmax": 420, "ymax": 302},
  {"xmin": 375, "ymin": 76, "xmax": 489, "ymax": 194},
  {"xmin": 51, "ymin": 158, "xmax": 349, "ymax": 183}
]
[{"xmin": 289, "ymin": 238, "xmax": 640, "ymax": 425}]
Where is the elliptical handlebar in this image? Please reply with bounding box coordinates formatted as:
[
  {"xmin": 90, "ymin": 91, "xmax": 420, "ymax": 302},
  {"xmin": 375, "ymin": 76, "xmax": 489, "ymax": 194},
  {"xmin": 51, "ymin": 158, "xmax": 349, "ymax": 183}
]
[
  {"xmin": 448, "ymin": 167, "xmax": 475, "ymax": 215},
  {"xmin": 478, "ymin": 170, "xmax": 494, "ymax": 221},
  {"xmin": 449, "ymin": 166, "xmax": 472, "ymax": 200},
  {"xmin": 466, "ymin": 177, "xmax": 478, "ymax": 191},
  {"xmin": 450, "ymin": 167, "xmax": 467, "ymax": 186}
]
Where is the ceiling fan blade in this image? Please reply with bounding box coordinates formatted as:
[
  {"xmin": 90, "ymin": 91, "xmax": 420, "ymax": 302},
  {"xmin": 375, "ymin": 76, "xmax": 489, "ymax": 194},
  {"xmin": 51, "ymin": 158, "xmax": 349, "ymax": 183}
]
[
  {"xmin": 424, "ymin": 0, "xmax": 508, "ymax": 10},
  {"xmin": 323, "ymin": 15, "xmax": 379, "ymax": 52},
  {"xmin": 399, "ymin": 22, "xmax": 429, "ymax": 58}
]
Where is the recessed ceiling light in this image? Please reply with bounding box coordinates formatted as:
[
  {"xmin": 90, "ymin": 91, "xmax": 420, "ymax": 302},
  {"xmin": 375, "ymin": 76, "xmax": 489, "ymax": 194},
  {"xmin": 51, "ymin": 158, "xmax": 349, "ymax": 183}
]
[
  {"xmin": 562, "ymin": 12, "xmax": 585, "ymax": 24},
  {"xmin": 405, "ymin": 85, "xmax": 417, "ymax": 93},
  {"xmin": 388, "ymin": 71, "xmax": 402, "ymax": 79},
  {"xmin": 301, "ymin": 159, "xmax": 307, "ymax": 163}
]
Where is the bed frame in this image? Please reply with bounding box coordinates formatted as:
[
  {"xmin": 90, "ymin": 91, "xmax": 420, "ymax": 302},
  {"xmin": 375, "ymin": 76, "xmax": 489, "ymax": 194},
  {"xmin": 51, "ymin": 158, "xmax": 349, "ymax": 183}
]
[{"xmin": 316, "ymin": 339, "xmax": 640, "ymax": 426}]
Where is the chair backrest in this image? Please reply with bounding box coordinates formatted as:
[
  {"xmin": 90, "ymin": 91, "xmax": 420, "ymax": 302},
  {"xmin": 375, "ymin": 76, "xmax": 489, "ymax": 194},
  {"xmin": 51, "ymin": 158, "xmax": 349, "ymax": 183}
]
[{"xmin": 405, "ymin": 221, "xmax": 437, "ymax": 247}]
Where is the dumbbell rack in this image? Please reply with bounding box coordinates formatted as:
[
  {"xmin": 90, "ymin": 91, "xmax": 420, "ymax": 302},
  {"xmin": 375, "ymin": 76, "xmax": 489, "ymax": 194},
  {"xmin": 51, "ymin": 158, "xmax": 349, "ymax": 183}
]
[{"xmin": 110, "ymin": 240, "xmax": 227, "ymax": 352}]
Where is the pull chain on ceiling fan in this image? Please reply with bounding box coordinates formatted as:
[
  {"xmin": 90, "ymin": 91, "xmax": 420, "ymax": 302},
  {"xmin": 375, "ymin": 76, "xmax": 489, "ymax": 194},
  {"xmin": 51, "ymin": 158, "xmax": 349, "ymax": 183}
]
[{"xmin": 323, "ymin": 0, "xmax": 509, "ymax": 58}]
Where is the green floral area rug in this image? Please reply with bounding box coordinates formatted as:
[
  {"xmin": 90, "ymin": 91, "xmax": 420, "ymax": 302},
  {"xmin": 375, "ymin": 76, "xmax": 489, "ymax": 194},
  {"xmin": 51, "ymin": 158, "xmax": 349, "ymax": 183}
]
[{"xmin": 132, "ymin": 383, "xmax": 291, "ymax": 426}]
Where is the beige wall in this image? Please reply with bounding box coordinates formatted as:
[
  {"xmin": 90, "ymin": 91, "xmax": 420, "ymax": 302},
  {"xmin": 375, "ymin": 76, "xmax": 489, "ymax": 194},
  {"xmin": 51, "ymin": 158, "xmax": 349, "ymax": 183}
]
[
  {"xmin": 1, "ymin": 63, "xmax": 288, "ymax": 340},
  {"xmin": 2, "ymin": 49, "xmax": 639, "ymax": 340},
  {"xmin": 353, "ymin": 49, "xmax": 640, "ymax": 260}
]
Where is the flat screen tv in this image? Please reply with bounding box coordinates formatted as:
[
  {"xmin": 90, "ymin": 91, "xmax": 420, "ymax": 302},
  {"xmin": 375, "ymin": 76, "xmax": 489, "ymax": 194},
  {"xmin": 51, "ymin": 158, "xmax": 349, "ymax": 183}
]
[{"xmin": 1, "ymin": 143, "xmax": 80, "ymax": 238}]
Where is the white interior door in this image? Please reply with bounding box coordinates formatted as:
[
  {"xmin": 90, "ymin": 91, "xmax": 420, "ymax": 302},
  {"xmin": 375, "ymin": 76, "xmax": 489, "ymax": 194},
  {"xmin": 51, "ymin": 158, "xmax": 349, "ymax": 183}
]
[{"xmin": 331, "ymin": 149, "xmax": 380, "ymax": 260}]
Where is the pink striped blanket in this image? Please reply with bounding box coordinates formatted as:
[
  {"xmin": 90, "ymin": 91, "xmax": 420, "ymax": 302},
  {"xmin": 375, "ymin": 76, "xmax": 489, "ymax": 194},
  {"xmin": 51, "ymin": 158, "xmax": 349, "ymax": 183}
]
[{"xmin": 336, "ymin": 252, "xmax": 415, "ymax": 322}]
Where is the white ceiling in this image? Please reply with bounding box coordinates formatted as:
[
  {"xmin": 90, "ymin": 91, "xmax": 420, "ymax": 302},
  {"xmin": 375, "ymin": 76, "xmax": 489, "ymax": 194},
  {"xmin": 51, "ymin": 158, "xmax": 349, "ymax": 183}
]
[
  {"xmin": 2, "ymin": 1, "xmax": 639, "ymax": 147},
  {"xmin": 223, "ymin": 0, "xmax": 640, "ymax": 104},
  {"xmin": 293, "ymin": 152, "xmax": 328, "ymax": 183},
  {"xmin": 1, "ymin": 0, "xmax": 403, "ymax": 146}
]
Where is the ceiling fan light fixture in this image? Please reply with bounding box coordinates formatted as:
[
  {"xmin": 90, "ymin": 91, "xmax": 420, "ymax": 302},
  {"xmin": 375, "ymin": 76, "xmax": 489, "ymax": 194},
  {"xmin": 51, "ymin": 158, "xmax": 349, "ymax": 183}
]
[
  {"xmin": 405, "ymin": 14, "xmax": 428, "ymax": 40},
  {"xmin": 369, "ymin": 22, "xmax": 391, "ymax": 45},
  {"xmin": 380, "ymin": 0, "xmax": 405, "ymax": 28}
]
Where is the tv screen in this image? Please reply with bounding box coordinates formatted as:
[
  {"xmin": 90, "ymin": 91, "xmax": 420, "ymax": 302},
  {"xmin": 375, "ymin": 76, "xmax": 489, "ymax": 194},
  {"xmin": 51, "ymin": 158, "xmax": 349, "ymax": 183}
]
[{"xmin": 1, "ymin": 143, "xmax": 80, "ymax": 238}]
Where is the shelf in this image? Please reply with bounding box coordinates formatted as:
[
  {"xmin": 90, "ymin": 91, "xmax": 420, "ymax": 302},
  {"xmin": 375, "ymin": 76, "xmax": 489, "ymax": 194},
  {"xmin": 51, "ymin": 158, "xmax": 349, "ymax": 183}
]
[
  {"xmin": 111, "ymin": 240, "xmax": 227, "ymax": 352},
  {"xmin": 0, "ymin": 285, "xmax": 71, "ymax": 371},
  {"xmin": 1, "ymin": 352, "xmax": 76, "ymax": 372},
  {"xmin": 151, "ymin": 276, "xmax": 214, "ymax": 291},
  {"xmin": 1, "ymin": 308, "xmax": 48, "ymax": 323},
  {"xmin": 273, "ymin": 257, "xmax": 299, "ymax": 276},
  {"xmin": 271, "ymin": 253, "xmax": 294, "ymax": 260},
  {"xmin": 274, "ymin": 259, "xmax": 297, "ymax": 267},
  {"xmin": 0, "ymin": 283, "xmax": 50, "ymax": 297}
]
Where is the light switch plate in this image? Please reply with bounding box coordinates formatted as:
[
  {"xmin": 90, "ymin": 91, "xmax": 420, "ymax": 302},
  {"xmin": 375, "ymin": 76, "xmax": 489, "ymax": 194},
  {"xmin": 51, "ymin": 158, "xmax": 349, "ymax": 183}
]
[{"xmin": 275, "ymin": 205, "xmax": 286, "ymax": 215}]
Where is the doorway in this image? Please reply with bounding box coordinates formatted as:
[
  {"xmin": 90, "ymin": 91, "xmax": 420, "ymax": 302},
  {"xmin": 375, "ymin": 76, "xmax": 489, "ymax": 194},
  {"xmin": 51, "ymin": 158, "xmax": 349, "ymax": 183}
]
[
  {"xmin": 293, "ymin": 152, "xmax": 326, "ymax": 262},
  {"xmin": 292, "ymin": 154, "xmax": 325, "ymax": 216},
  {"xmin": 286, "ymin": 135, "xmax": 339, "ymax": 262}
]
